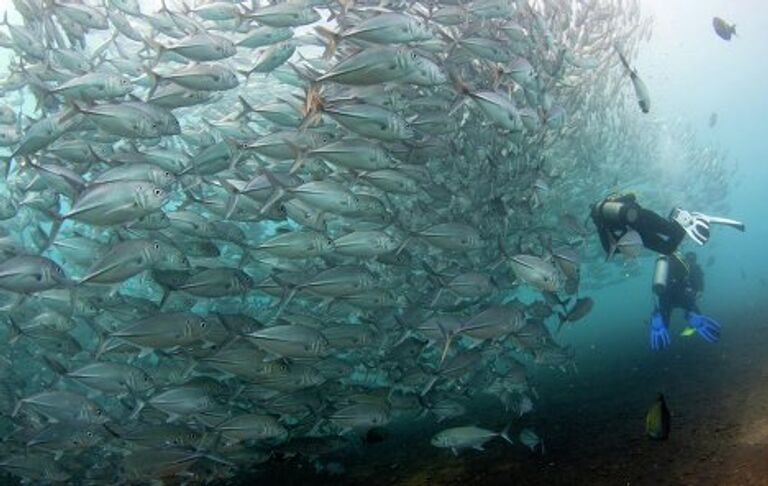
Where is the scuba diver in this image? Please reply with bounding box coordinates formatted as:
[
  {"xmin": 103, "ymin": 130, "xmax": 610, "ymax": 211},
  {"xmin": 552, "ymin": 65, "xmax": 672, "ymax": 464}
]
[
  {"xmin": 590, "ymin": 193, "xmax": 745, "ymax": 258},
  {"xmin": 649, "ymin": 251, "xmax": 720, "ymax": 350}
]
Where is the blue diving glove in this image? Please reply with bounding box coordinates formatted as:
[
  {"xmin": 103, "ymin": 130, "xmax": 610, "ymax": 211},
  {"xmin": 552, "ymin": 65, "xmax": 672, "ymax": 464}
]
[
  {"xmin": 649, "ymin": 311, "xmax": 671, "ymax": 350},
  {"xmin": 685, "ymin": 312, "xmax": 720, "ymax": 343}
]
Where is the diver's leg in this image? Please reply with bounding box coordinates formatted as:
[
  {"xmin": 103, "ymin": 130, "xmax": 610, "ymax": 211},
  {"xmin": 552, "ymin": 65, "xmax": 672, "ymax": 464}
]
[{"xmin": 631, "ymin": 208, "xmax": 685, "ymax": 254}]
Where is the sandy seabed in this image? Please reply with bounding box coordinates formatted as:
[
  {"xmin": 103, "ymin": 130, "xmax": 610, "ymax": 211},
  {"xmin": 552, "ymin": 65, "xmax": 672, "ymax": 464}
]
[{"xmin": 260, "ymin": 309, "xmax": 768, "ymax": 486}]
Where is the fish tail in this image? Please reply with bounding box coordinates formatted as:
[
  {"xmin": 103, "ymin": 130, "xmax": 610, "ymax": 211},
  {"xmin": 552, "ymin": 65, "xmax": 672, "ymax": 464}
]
[
  {"xmin": 314, "ymin": 26, "xmax": 341, "ymax": 60},
  {"xmin": 91, "ymin": 28, "xmax": 118, "ymax": 63},
  {"xmin": 298, "ymin": 85, "xmax": 324, "ymax": 131},
  {"xmin": 286, "ymin": 140, "xmax": 307, "ymax": 175},
  {"xmin": 143, "ymin": 66, "xmax": 165, "ymax": 100},
  {"xmin": 556, "ymin": 314, "xmax": 567, "ymax": 333},
  {"xmin": 40, "ymin": 218, "xmax": 64, "ymax": 253},
  {"xmin": 258, "ymin": 169, "xmax": 287, "ymax": 217},
  {"xmin": 142, "ymin": 35, "xmax": 165, "ymax": 68},
  {"xmin": 270, "ymin": 287, "xmax": 297, "ymax": 323},
  {"xmin": 235, "ymin": 95, "xmax": 255, "ymax": 120}
]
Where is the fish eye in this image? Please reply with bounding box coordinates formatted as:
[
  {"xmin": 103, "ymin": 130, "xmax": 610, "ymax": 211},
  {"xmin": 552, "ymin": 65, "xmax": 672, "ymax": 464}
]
[
  {"xmin": 153, "ymin": 188, "xmax": 162, "ymax": 196},
  {"xmin": 86, "ymin": 431, "xmax": 94, "ymax": 437},
  {"xmin": 200, "ymin": 320, "xmax": 207, "ymax": 328},
  {"xmin": 153, "ymin": 242, "xmax": 160, "ymax": 249}
]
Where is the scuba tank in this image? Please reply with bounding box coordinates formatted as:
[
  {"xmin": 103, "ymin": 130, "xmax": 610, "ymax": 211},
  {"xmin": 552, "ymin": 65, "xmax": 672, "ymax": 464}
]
[
  {"xmin": 600, "ymin": 200, "xmax": 638, "ymax": 225},
  {"xmin": 652, "ymin": 256, "xmax": 669, "ymax": 295}
]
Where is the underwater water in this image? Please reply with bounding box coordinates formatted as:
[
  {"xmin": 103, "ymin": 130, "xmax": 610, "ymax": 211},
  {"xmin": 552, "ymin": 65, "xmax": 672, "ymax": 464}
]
[{"xmin": 0, "ymin": 0, "xmax": 766, "ymax": 484}]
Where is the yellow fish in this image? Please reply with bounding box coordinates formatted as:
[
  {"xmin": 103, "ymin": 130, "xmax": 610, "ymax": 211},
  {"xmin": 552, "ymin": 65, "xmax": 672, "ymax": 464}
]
[{"xmin": 645, "ymin": 393, "xmax": 671, "ymax": 440}]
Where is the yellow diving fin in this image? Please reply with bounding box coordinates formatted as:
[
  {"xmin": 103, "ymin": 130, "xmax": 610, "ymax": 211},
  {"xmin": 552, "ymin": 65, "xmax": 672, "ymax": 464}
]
[{"xmin": 680, "ymin": 326, "xmax": 696, "ymax": 337}]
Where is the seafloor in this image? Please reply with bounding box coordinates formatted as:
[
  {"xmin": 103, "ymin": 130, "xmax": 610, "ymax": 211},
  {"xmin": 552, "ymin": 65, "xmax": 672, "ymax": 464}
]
[{"xmin": 258, "ymin": 307, "xmax": 768, "ymax": 486}]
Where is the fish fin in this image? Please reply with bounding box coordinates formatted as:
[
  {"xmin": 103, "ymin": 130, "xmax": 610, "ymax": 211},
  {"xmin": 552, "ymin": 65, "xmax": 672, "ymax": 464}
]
[
  {"xmin": 11, "ymin": 398, "xmax": 24, "ymax": 418},
  {"xmin": 128, "ymin": 399, "xmax": 145, "ymax": 421},
  {"xmin": 500, "ymin": 423, "xmax": 514, "ymax": 445},
  {"xmin": 394, "ymin": 236, "xmax": 412, "ymax": 256},
  {"xmin": 437, "ymin": 326, "xmax": 454, "ymax": 366},
  {"xmin": 451, "ymin": 447, "xmax": 458, "ymax": 456},
  {"xmin": 5, "ymin": 316, "xmax": 24, "ymax": 345},
  {"xmin": 42, "ymin": 355, "xmax": 67, "ymax": 376},
  {"xmin": 613, "ymin": 44, "xmax": 632, "ymax": 72},
  {"xmin": 420, "ymin": 375, "xmax": 439, "ymax": 397}
]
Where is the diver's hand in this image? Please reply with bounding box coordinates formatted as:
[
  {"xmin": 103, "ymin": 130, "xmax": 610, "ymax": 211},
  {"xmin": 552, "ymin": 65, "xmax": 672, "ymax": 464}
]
[
  {"xmin": 686, "ymin": 312, "xmax": 721, "ymax": 343},
  {"xmin": 649, "ymin": 312, "xmax": 671, "ymax": 350},
  {"xmin": 671, "ymin": 208, "xmax": 710, "ymax": 245}
]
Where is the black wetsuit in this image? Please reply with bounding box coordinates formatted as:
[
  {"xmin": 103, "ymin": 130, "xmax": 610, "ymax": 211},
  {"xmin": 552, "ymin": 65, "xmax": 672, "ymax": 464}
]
[
  {"xmin": 591, "ymin": 194, "xmax": 686, "ymax": 256},
  {"xmin": 657, "ymin": 255, "xmax": 704, "ymax": 324}
]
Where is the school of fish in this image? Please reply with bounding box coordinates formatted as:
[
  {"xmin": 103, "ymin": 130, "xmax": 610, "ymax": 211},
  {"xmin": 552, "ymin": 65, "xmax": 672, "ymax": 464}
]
[{"xmin": 0, "ymin": 0, "xmax": 734, "ymax": 483}]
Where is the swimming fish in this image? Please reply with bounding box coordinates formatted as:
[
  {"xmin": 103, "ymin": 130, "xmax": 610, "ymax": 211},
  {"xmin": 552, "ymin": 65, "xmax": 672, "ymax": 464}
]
[
  {"xmin": 712, "ymin": 17, "xmax": 736, "ymax": 41},
  {"xmin": 645, "ymin": 393, "xmax": 671, "ymax": 440}
]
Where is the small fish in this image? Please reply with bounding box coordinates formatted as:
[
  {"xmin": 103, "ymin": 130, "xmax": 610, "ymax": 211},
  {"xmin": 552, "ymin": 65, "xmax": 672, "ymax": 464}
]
[
  {"xmin": 615, "ymin": 46, "xmax": 650, "ymax": 113},
  {"xmin": 431, "ymin": 424, "xmax": 513, "ymax": 455},
  {"xmin": 645, "ymin": 393, "xmax": 671, "ymax": 440},
  {"xmin": 510, "ymin": 254, "xmax": 564, "ymax": 292},
  {"xmin": 712, "ymin": 17, "xmax": 736, "ymax": 41}
]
